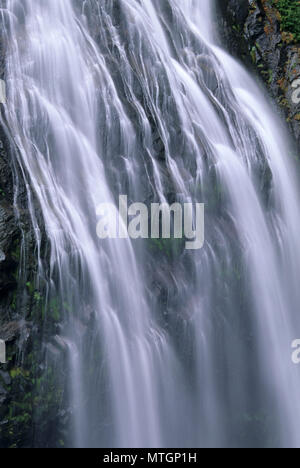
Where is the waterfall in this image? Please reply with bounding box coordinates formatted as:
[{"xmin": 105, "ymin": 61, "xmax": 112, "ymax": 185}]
[{"xmin": 1, "ymin": 0, "xmax": 300, "ymax": 448}]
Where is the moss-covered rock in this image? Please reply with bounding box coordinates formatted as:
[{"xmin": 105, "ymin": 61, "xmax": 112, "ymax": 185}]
[{"xmin": 274, "ymin": 0, "xmax": 300, "ymax": 43}]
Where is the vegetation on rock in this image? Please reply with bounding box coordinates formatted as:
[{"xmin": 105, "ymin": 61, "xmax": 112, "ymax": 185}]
[{"xmin": 273, "ymin": 0, "xmax": 300, "ymax": 43}]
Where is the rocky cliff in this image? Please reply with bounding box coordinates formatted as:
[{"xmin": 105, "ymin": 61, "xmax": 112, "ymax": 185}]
[
  {"xmin": 0, "ymin": 35, "xmax": 63, "ymax": 445},
  {"xmin": 216, "ymin": 0, "xmax": 300, "ymax": 151}
]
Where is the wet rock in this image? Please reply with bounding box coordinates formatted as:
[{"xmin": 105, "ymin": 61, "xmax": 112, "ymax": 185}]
[
  {"xmin": 0, "ymin": 203, "xmax": 19, "ymax": 291},
  {"xmin": 245, "ymin": 6, "xmax": 264, "ymax": 39},
  {"xmin": 216, "ymin": 0, "xmax": 300, "ymax": 151},
  {"xmin": 0, "ymin": 320, "xmax": 31, "ymax": 342},
  {"xmin": 0, "ymin": 384, "xmax": 7, "ymax": 404},
  {"xmin": 0, "ymin": 370, "xmax": 11, "ymax": 386}
]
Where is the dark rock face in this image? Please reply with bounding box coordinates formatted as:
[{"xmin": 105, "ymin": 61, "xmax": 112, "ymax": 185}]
[
  {"xmin": 216, "ymin": 0, "xmax": 300, "ymax": 150},
  {"xmin": 0, "ymin": 27, "xmax": 69, "ymax": 444},
  {"xmin": 0, "ymin": 39, "xmax": 60, "ymax": 445},
  {"xmin": 0, "ymin": 123, "xmax": 37, "ymax": 447},
  {"xmin": 0, "ymin": 125, "xmax": 19, "ymax": 293},
  {"xmin": 0, "ymin": 109, "xmax": 67, "ymax": 448},
  {"xmin": 0, "ymin": 120, "xmax": 64, "ymax": 448}
]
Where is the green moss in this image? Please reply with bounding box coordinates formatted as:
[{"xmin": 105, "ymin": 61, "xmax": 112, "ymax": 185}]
[
  {"xmin": 251, "ymin": 46, "xmax": 257, "ymax": 64},
  {"xmin": 26, "ymin": 281, "xmax": 34, "ymax": 295},
  {"xmin": 274, "ymin": 0, "xmax": 300, "ymax": 42},
  {"xmin": 10, "ymin": 368, "xmax": 30, "ymax": 379},
  {"xmin": 49, "ymin": 298, "xmax": 61, "ymax": 322},
  {"xmin": 33, "ymin": 291, "xmax": 42, "ymax": 302},
  {"xmin": 147, "ymin": 237, "xmax": 185, "ymax": 259}
]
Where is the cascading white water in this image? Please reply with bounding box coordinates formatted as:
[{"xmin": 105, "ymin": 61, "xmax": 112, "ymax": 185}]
[{"xmin": 2, "ymin": 0, "xmax": 300, "ymax": 448}]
